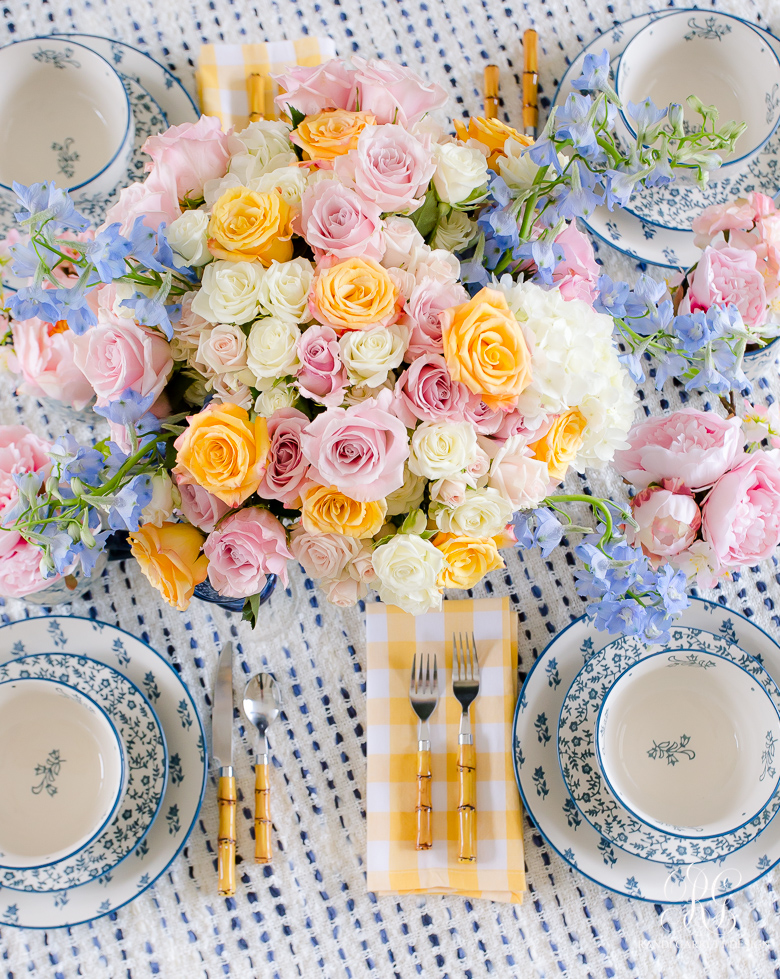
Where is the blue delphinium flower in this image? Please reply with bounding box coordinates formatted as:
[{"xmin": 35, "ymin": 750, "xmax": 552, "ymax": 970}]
[
  {"xmin": 627, "ymin": 98, "xmax": 667, "ymax": 135},
  {"xmin": 51, "ymin": 436, "xmax": 105, "ymax": 487},
  {"xmin": 55, "ymin": 282, "xmax": 98, "ymax": 334},
  {"xmin": 120, "ymin": 293, "xmax": 175, "ymax": 340},
  {"xmin": 86, "ymin": 223, "xmax": 133, "ymax": 282},
  {"xmin": 516, "ymin": 240, "xmax": 564, "ymax": 285},
  {"xmin": 13, "ymin": 181, "xmax": 89, "ymax": 232},
  {"xmin": 8, "ymin": 285, "xmax": 64, "ymax": 324},
  {"xmin": 533, "ymin": 508, "xmax": 565, "ymax": 557},
  {"xmin": 554, "ymin": 92, "xmax": 600, "ymax": 159},
  {"xmin": 511, "ymin": 512, "xmax": 536, "ymax": 550},
  {"xmin": 571, "ymin": 49, "xmax": 612, "ymax": 94},
  {"xmin": 92, "ymin": 389, "xmax": 157, "ymax": 427},
  {"xmin": 126, "ymin": 217, "xmax": 173, "ymax": 274},
  {"xmin": 595, "ymin": 274, "xmax": 630, "ymax": 318},
  {"xmin": 107, "ymin": 474, "xmax": 153, "ymax": 532},
  {"xmin": 549, "ymin": 161, "xmax": 602, "ymax": 220}
]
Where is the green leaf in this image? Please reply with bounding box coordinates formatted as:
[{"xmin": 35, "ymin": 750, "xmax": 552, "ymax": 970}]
[
  {"xmin": 242, "ymin": 593, "xmax": 261, "ymax": 629},
  {"xmin": 409, "ymin": 187, "xmax": 440, "ymax": 238},
  {"xmin": 373, "ymin": 535, "xmax": 395, "ymax": 549},
  {"xmin": 289, "ymin": 106, "xmax": 306, "ymax": 129}
]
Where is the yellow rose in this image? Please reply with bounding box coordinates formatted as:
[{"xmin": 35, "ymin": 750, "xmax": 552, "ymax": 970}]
[
  {"xmin": 312, "ymin": 257, "xmax": 400, "ymax": 332},
  {"xmin": 301, "ymin": 484, "xmax": 387, "ymax": 538},
  {"xmin": 129, "ymin": 522, "xmax": 209, "ymax": 611},
  {"xmin": 208, "ymin": 186, "xmax": 294, "ymax": 265},
  {"xmin": 433, "ymin": 533, "xmax": 505, "ymax": 589},
  {"xmin": 292, "ymin": 109, "xmax": 376, "ymax": 161},
  {"xmin": 175, "ymin": 402, "xmax": 270, "ymax": 507},
  {"xmin": 530, "ymin": 407, "xmax": 587, "ymax": 482},
  {"xmin": 453, "ymin": 116, "xmax": 533, "ymax": 170},
  {"xmin": 440, "ymin": 287, "xmax": 532, "ymax": 410}
]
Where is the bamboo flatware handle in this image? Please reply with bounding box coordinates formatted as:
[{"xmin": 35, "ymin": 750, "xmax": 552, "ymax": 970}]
[
  {"xmin": 522, "ymin": 28, "xmax": 539, "ymax": 135},
  {"xmin": 217, "ymin": 773, "xmax": 236, "ymax": 896},
  {"xmin": 248, "ymin": 72, "xmax": 264, "ymax": 121},
  {"xmin": 415, "ymin": 746, "xmax": 433, "ymax": 850},
  {"xmin": 255, "ymin": 760, "xmax": 272, "ymax": 863},
  {"xmin": 457, "ymin": 742, "xmax": 476, "ymax": 863}
]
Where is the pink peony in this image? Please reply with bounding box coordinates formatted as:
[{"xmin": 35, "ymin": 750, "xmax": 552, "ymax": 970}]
[
  {"xmin": 204, "ymin": 507, "xmax": 293, "ymax": 597},
  {"xmin": 101, "ymin": 168, "xmax": 181, "ymax": 234},
  {"xmin": 488, "ymin": 436, "xmax": 550, "ymax": 509},
  {"xmin": 257, "ymin": 407, "xmax": 311, "ymax": 506},
  {"xmin": 0, "ymin": 530, "xmax": 54, "ymax": 599},
  {"xmin": 296, "ymin": 325, "xmax": 348, "ymax": 406},
  {"xmin": 73, "ymin": 320, "xmax": 174, "ymax": 407},
  {"xmin": 351, "ymin": 57, "xmax": 447, "ymax": 127},
  {"xmin": 702, "ymin": 451, "xmax": 780, "ymax": 568},
  {"xmin": 614, "ymin": 409, "xmax": 743, "ymax": 491},
  {"xmin": 10, "ymin": 318, "xmax": 93, "ymax": 410},
  {"xmin": 679, "ymin": 245, "xmax": 767, "ymax": 330},
  {"xmin": 627, "ymin": 480, "xmax": 702, "ymax": 561},
  {"xmin": 692, "ymin": 199, "xmax": 759, "ymax": 248},
  {"xmin": 552, "ymin": 224, "xmax": 599, "ymax": 304},
  {"xmin": 335, "ymin": 125, "xmax": 436, "ymax": 214},
  {"xmin": 143, "ymin": 116, "xmax": 233, "ymax": 201},
  {"xmin": 403, "ymin": 278, "xmax": 469, "ymax": 360},
  {"xmin": 0, "ymin": 425, "xmax": 51, "ymax": 513},
  {"xmin": 392, "ymin": 354, "xmax": 469, "ymax": 426},
  {"xmin": 300, "ymin": 389, "xmax": 409, "ymax": 501},
  {"xmin": 299, "ymin": 181, "xmax": 384, "ymax": 262},
  {"xmin": 175, "ymin": 475, "xmax": 231, "ymax": 533},
  {"xmin": 273, "ymin": 60, "xmax": 358, "ymax": 116}
]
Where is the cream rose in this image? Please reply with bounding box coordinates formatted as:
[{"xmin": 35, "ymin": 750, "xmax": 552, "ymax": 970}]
[
  {"xmin": 371, "ymin": 533, "xmax": 446, "ymax": 615},
  {"xmin": 430, "ymin": 209, "xmax": 477, "ymax": 252},
  {"xmin": 259, "ymin": 258, "xmax": 315, "ymax": 323},
  {"xmin": 339, "ymin": 324, "xmax": 407, "ymax": 388},
  {"xmin": 255, "ymin": 382, "xmax": 298, "ymax": 416},
  {"xmin": 191, "ymin": 260, "xmax": 265, "ymax": 325},
  {"xmin": 166, "ymin": 210, "xmax": 211, "ymax": 268},
  {"xmin": 434, "ymin": 487, "xmax": 513, "ymax": 538},
  {"xmin": 431, "ymin": 142, "xmax": 489, "ymax": 204},
  {"xmin": 384, "ymin": 464, "xmax": 427, "ymax": 516},
  {"xmin": 196, "ymin": 323, "xmax": 249, "ymax": 376},
  {"xmin": 408, "ymin": 421, "xmax": 478, "ymax": 480},
  {"xmin": 381, "ymin": 216, "xmax": 425, "ymax": 269},
  {"xmin": 234, "ymin": 119, "xmax": 295, "ymax": 160},
  {"xmin": 252, "ymin": 166, "xmax": 308, "ymax": 207},
  {"xmin": 140, "ymin": 471, "xmax": 178, "ymax": 528},
  {"xmin": 247, "ymin": 316, "xmax": 301, "ymax": 383}
]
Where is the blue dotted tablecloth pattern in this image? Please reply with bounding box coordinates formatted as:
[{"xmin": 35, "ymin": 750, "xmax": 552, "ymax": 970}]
[{"xmin": 2, "ymin": 0, "xmax": 780, "ymax": 976}]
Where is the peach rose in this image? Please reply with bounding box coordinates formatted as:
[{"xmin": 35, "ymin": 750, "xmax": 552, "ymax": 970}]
[
  {"xmin": 529, "ymin": 407, "xmax": 587, "ymax": 482},
  {"xmin": 453, "ymin": 116, "xmax": 532, "ymax": 170},
  {"xmin": 129, "ymin": 521, "xmax": 209, "ymax": 611},
  {"xmin": 174, "ymin": 402, "xmax": 270, "ymax": 507},
  {"xmin": 292, "ymin": 109, "xmax": 376, "ymax": 161},
  {"xmin": 208, "ymin": 186, "xmax": 294, "ymax": 265},
  {"xmin": 433, "ymin": 532, "xmax": 505, "ymax": 589},
  {"xmin": 301, "ymin": 484, "xmax": 387, "ymax": 538},
  {"xmin": 310, "ymin": 257, "xmax": 402, "ymax": 332},
  {"xmin": 440, "ymin": 287, "xmax": 532, "ymax": 410}
]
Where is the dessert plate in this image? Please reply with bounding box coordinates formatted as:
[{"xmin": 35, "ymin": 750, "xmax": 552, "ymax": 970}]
[
  {"xmin": 514, "ymin": 598, "xmax": 780, "ymax": 902},
  {"xmin": 0, "ymin": 653, "xmax": 167, "ymax": 892},
  {"xmin": 558, "ymin": 631, "xmax": 780, "ymax": 863},
  {"xmin": 0, "ymin": 617, "xmax": 206, "ymax": 928}
]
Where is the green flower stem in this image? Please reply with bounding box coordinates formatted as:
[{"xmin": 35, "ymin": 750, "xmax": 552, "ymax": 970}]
[{"xmin": 543, "ymin": 493, "xmax": 615, "ymax": 544}]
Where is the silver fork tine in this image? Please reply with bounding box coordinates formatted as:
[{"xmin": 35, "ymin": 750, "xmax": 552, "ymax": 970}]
[
  {"xmin": 424, "ymin": 653, "xmax": 430, "ymax": 693},
  {"xmin": 468, "ymin": 633, "xmax": 474, "ymax": 681},
  {"xmin": 410, "ymin": 653, "xmax": 417, "ymax": 695},
  {"xmin": 418, "ymin": 651, "xmax": 424, "ymax": 692},
  {"xmin": 472, "ymin": 632, "xmax": 479, "ymax": 679},
  {"xmin": 433, "ymin": 654, "xmax": 438, "ymax": 695}
]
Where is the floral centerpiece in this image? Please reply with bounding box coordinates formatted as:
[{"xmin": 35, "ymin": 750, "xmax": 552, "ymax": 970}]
[{"xmin": 0, "ymin": 53, "xmax": 748, "ymax": 638}]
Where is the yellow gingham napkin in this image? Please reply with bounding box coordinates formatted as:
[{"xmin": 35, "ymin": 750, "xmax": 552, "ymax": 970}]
[
  {"xmin": 366, "ymin": 597, "xmax": 525, "ymax": 903},
  {"xmin": 196, "ymin": 37, "xmax": 337, "ymax": 129}
]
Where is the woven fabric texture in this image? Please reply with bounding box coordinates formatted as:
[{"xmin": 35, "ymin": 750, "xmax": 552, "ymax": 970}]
[{"xmin": 1, "ymin": 0, "xmax": 780, "ymax": 976}]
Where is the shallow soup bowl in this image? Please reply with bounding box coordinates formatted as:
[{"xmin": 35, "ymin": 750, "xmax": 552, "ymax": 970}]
[
  {"xmin": 0, "ymin": 37, "xmax": 131, "ymax": 200},
  {"xmin": 596, "ymin": 649, "xmax": 780, "ymax": 839},
  {"xmin": 0, "ymin": 677, "xmax": 125, "ymax": 869}
]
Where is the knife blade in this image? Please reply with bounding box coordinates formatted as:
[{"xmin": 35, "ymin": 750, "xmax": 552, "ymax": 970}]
[{"xmin": 212, "ymin": 641, "xmax": 236, "ymax": 897}]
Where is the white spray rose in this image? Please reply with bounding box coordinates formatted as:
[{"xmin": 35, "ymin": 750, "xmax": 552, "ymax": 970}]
[
  {"xmin": 384, "ymin": 465, "xmax": 427, "ymax": 517},
  {"xmin": 235, "ymin": 119, "xmax": 295, "ymax": 160},
  {"xmin": 255, "ymin": 382, "xmax": 299, "ymax": 416},
  {"xmin": 430, "ymin": 209, "xmax": 477, "ymax": 252},
  {"xmin": 259, "ymin": 258, "xmax": 315, "ymax": 323},
  {"xmin": 191, "ymin": 261, "xmax": 265, "ymax": 325},
  {"xmin": 251, "ymin": 166, "xmax": 308, "ymax": 207},
  {"xmin": 371, "ymin": 534, "xmax": 446, "ymax": 615},
  {"xmin": 247, "ymin": 316, "xmax": 301, "ymax": 383},
  {"xmin": 408, "ymin": 421, "xmax": 478, "ymax": 480},
  {"xmin": 431, "ymin": 142, "xmax": 489, "ymax": 204},
  {"xmin": 195, "ymin": 323, "xmax": 249, "ymax": 376},
  {"xmin": 434, "ymin": 487, "xmax": 514, "ymax": 538},
  {"xmin": 381, "ymin": 216, "xmax": 425, "ymax": 269},
  {"xmin": 165, "ymin": 210, "xmax": 211, "ymax": 268},
  {"xmin": 339, "ymin": 324, "xmax": 407, "ymax": 388},
  {"xmin": 141, "ymin": 472, "xmax": 178, "ymax": 528},
  {"xmin": 498, "ymin": 137, "xmax": 567, "ymax": 190}
]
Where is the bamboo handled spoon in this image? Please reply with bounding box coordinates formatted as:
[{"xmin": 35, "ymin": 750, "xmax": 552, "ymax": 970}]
[{"xmin": 243, "ymin": 673, "xmax": 282, "ymax": 864}]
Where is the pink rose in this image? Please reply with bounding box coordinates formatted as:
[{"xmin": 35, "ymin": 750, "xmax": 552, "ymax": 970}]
[
  {"xmin": 143, "ymin": 116, "xmax": 232, "ymax": 201},
  {"xmin": 10, "ymin": 318, "xmax": 93, "ymax": 410},
  {"xmin": 614, "ymin": 409, "xmax": 743, "ymax": 491},
  {"xmin": 679, "ymin": 245, "xmax": 767, "ymax": 330},
  {"xmin": 552, "ymin": 224, "xmax": 599, "ymax": 304},
  {"xmin": 702, "ymin": 451, "xmax": 780, "ymax": 568},
  {"xmin": 258, "ymin": 407, "xmax": 311, "ymax": 506},
  {"xmin": 296, "ymin": 325, "xmax": 348, "ymax": 406},
  {"xmin": 175, "ymin": 475, "xmax": 231, "ymax": 533},
  {"xmin": 101, "ymin": 168, "xmax": 181, "ymax": 234},
  {"xmin": 381, "ymin": 216, "xmax": 424, "ymax": 269},
  {"xmin": 300, "ymin": 389, "xmax": 409, "ymax": 501},
  {"xmin": 463, "ymin": 395, "xmax": 504, "ymax": 436},
  {"xmin": 403, "ymin": 278, "xmax": 469, "ymax": 360},
  {"xmin": 627, "ymin": 480, "xmax": 701, "ymax": 561},
  {"xmin": 273, "ymin": 60, "xmax": 358, "ymax": 116},
  {"xmin": 299, "ymin": 182, "xmax": 384, "ymax": 262},
  {"xmin": 335, "ymin": 125, "xmax": 435, "ymax": 214},
  {"xmin": 73, "ymin": 320, "xmax": 173, "ymax": 407},
  {"xmin": 0, "ymin": 425, "xmax": 51, "ymax": 513},
  {"xmin": 323, "ymin": 576, "xmax": 365, "ymax": 607},
  {"xmin": 204, "ymin": 507, "xmax": 292, "ymax": 597},
  {"xmin": 488, "ymin": 436, "xmax": 550, "ymax": 509},
  {"xmin": 392, "ymin": 354, "xmax": 469, "ymax": 426},
  {"xmin": 352, "ymin": 57, "xmax": 447, "ymax": 127},
  {"xmin": 430, "ymin": 477, "xmax": 468, "ymax": 507},
  {"xmin": 692, "ymin": 199, "xmax": 758, "ymax": 248},
  {"xmin": 0, "ymin": 530, "xmax": 55, "ymax": 599},
  {"xmin": 290, "ymin": 526, "xmax": 362, "ymax": 580}
]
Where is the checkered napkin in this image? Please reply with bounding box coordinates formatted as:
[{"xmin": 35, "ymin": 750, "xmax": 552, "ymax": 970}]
[
  {"xmin": 366, "ymin": 597, "xmax": 526, "ymax": 903},
  {"xmin": 196, "ymin": 37, "xmax": 337, "ymax": 129}
]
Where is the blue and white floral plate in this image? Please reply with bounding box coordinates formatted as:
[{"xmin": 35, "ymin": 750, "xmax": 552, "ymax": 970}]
[
  {"xmin": 558, "ymin": 631, "xmax": 780, "ymax": 864},
  {"xmin": 0, "ymin": 617, "xmax": 206, "ymax": 929},
  {"xmin": 0, "ymin": 652, "xmax": 167, "ymax": 893},
  {"xmin": 554, "ymin": 11, "xmax": 780, "ymax": 269},
  {"xmin": 514, "ymin": 598, "xmax": 780, "ymax": 903}
]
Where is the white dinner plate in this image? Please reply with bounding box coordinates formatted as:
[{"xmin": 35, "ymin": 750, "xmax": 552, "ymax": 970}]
[
  {"xmin": 0, "ymin": 616, "xmax": 206, "ymax": 929},
  {"xmin": 514, "ymin": 598, "xmax": 780, "ymax": 903}
]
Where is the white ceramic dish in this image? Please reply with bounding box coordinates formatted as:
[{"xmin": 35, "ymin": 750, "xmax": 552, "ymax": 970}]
[
  {"xmin": 0, "ymin": 37, "xmax": 131, "ymax": 199},
  {"xmin": 597, "ymin": 649, "xmax": 780, "ymax": 838},
  {"xmin": 558, "ymin": 629, "xmax": 780, "ymax": 864},
  {"xmin": 514, "ymin": 599, "xmax": 780, "ymax": 903},
  {"xmin": 0, "ymin": 616, "xmax": 206, "ymax": 929},
  {"xmin": 0, "ymin": 652, "xmax": 167, "ymax": 893},
  {"xmin": 0, "ymin": 677, "xmax": 124, "ymax": 870},
  {"xmin": 616, "ymin": 11, "xmax": 780, "ymax": 178}
]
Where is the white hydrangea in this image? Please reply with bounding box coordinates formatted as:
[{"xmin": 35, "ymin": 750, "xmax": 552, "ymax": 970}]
[{"xmin": 496, "ymin": 279, "xmax": 637, "ymax": 468}]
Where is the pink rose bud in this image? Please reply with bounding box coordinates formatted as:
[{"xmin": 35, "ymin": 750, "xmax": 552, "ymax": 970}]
[
  {"xmin": 10, "ymin": 319, "xmax": 94, "ymax": 411},
  {"xmin": 678, "ymin": 245, "xmax": 767, "ymax": 330},
  {"xmin": 0, "ymin": 425, "xmax": 52, "ymax": 514},
  {"xmin": 627, "ymin": 481, "xmax": 701, "ymax": 561}
]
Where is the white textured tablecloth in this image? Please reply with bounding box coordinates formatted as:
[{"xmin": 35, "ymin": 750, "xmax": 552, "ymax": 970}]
[{"xmin": 2, "ymin": 1, "xmax": 780, "ymax": 976}]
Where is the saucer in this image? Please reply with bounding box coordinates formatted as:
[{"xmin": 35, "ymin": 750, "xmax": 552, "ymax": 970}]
[
  {"xmin": 514, "ymin": 599, "xmax": 780, "ymax": 903},
  {"xmin": 558, "ymin": 629, "xmax": 780, "ymax": 864}
]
